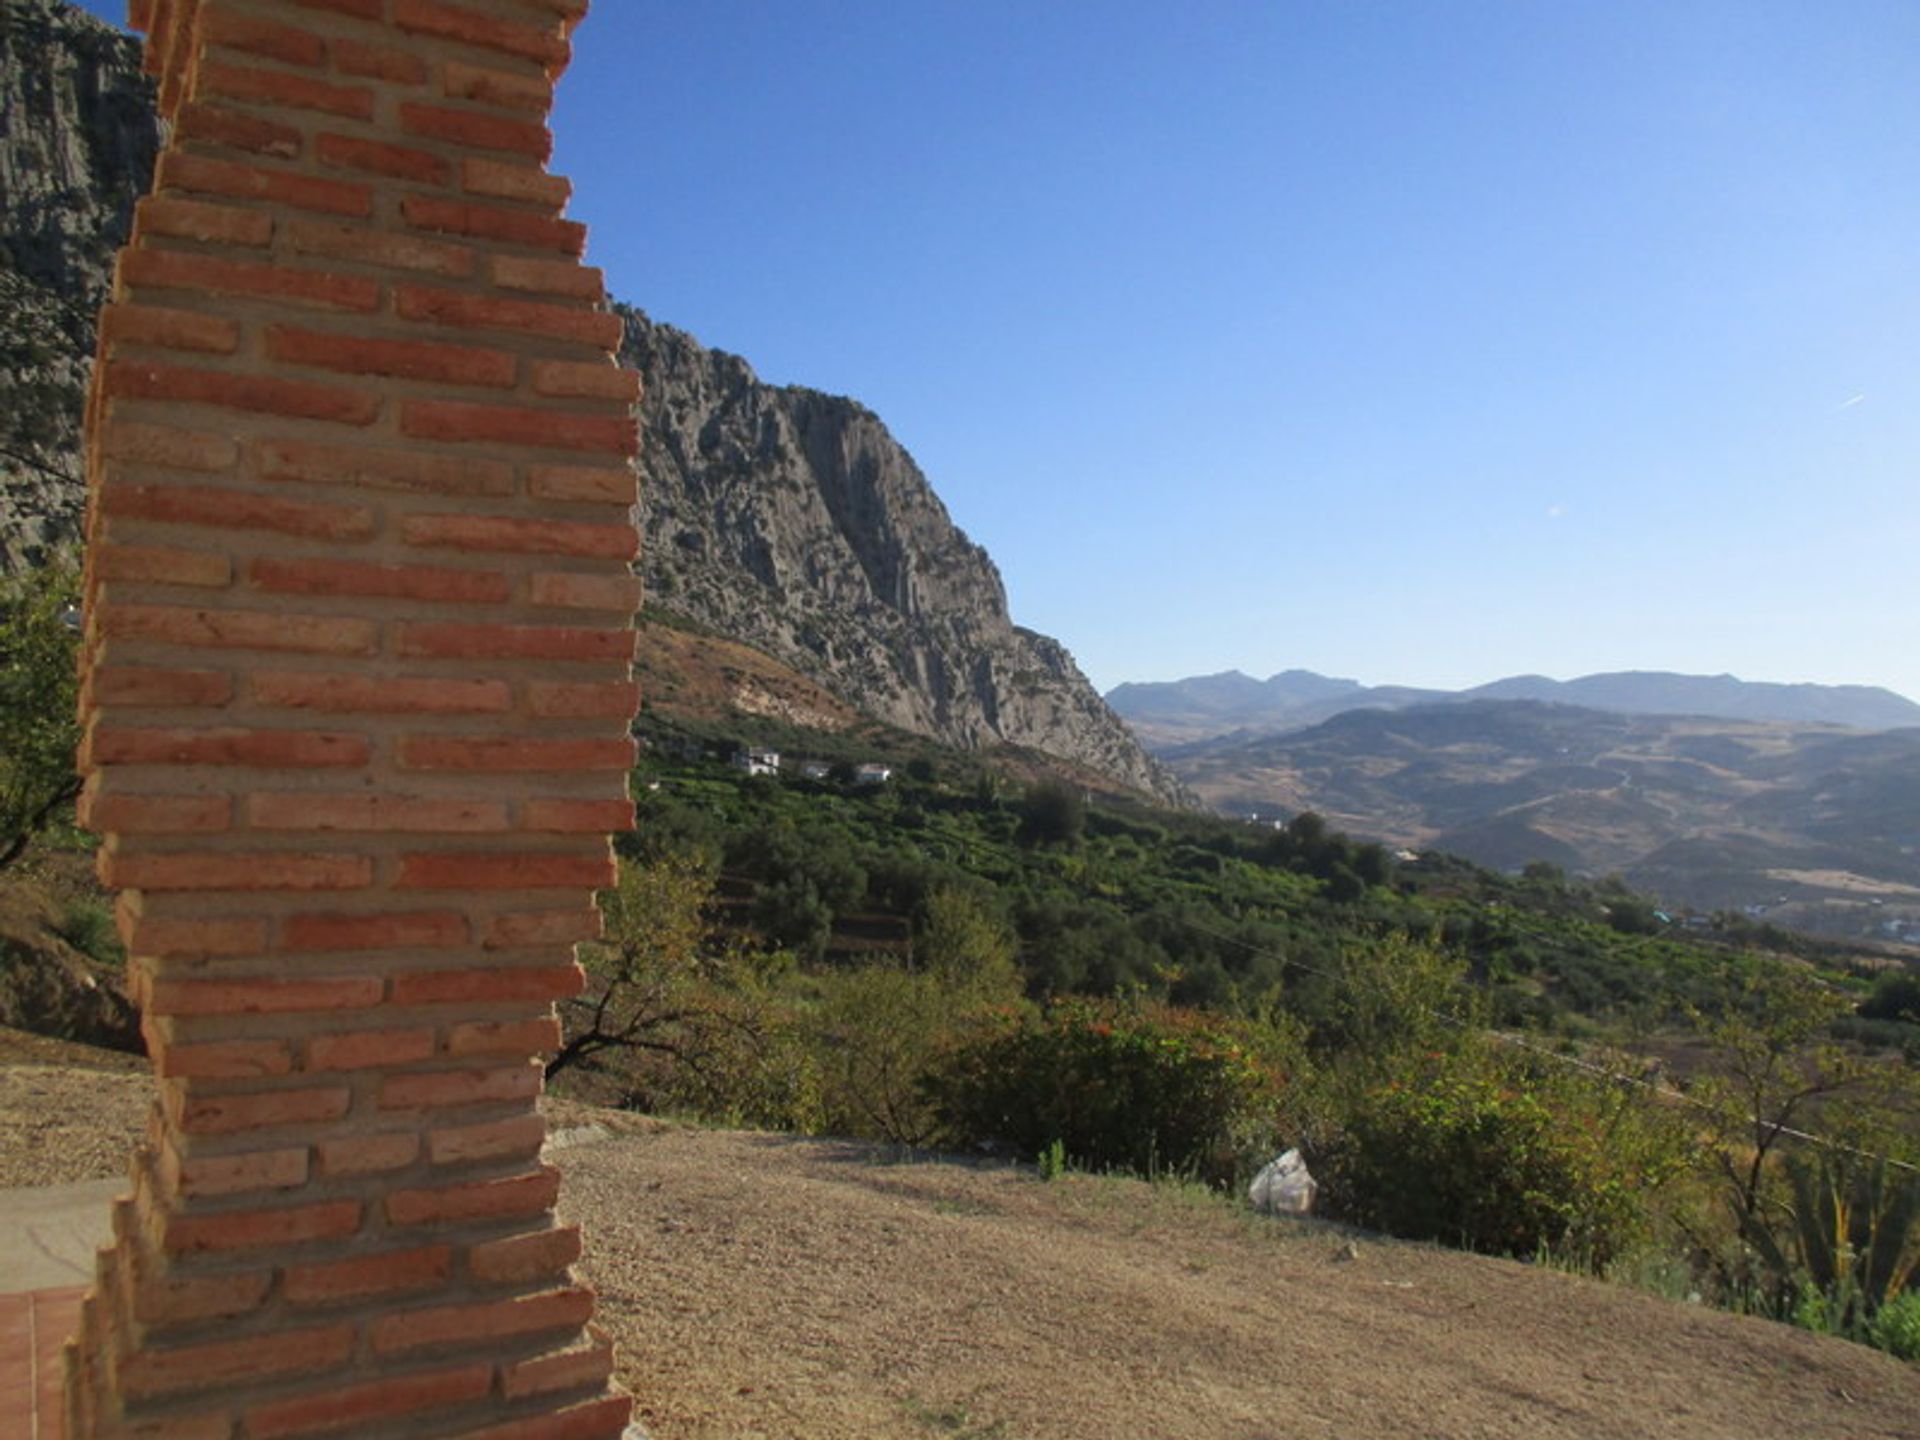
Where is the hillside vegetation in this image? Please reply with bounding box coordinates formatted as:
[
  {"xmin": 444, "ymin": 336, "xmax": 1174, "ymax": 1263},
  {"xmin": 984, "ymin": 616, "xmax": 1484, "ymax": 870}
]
[{"xmin": 504, "ymin": 707, "xmax": 1920, "ymax": 1366}]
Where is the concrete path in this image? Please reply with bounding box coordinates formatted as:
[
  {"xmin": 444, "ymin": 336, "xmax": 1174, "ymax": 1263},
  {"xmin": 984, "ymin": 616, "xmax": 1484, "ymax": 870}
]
[{"xmin": 0, "ymin": 1179, "xmax": 119, "ymax": 1297}]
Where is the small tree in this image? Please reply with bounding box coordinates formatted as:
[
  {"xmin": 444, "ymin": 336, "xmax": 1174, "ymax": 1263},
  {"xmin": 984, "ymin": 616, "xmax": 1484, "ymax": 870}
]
[
  {"xmin": 1017, "ymin": 780, "xmax": 1084, "ymax": 848},
  {"xmin": 0, "ymin": 553, "xmax": 82, "ymax": 869},
  {"xmin": 551, "ymin": 847, "xmax": 744, "ymax": 1082}
]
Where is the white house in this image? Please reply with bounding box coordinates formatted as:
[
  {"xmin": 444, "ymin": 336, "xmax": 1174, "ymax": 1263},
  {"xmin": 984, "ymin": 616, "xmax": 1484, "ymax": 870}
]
[
  {"xmin": 731, "ymin": 747, "xmax": 780, "ymax": 777},
  {"xmin": 853, "ymin": 762, "xmax": 893, "ymax": 786}
]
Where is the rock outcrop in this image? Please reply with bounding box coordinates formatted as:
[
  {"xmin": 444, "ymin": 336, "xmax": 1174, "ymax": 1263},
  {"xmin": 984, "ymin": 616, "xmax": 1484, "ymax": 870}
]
[
  {"xmin": 0, "ymin": 0, "xmax": 157, "ymax": 569},
  {"xmin": 0, "ymin": 0, "xmax": 1178, "ymax": 802},
  {"xmin": 622, "ymin": 310, "xmax": 1178, "ymax": 798}
]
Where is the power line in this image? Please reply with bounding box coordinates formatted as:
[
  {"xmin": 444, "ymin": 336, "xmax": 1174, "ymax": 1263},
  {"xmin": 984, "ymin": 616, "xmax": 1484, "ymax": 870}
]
[{"xmin": 1166, "ymin": 910, "xmax": 1920, "ymax": 1176}]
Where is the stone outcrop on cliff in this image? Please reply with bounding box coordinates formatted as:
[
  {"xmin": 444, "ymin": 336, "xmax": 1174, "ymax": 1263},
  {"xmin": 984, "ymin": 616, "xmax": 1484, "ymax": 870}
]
[
  {"xmin": 0, "ymin": 0, "xmax": 1177, "ymax": 803},
  {"xmin": 0, "ymin": 0, "xmax": 158, "ymax": 568},
  {"xmin": 621, "ymin": 310, "xmax": 1178, "ymax": 799}
]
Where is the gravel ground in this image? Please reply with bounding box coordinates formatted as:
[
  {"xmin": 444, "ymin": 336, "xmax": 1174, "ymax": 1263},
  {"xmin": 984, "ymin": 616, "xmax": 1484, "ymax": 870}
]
[{"xmin": 5, "ymin": 1029, "xmax": 1917, "ymax": 1439}]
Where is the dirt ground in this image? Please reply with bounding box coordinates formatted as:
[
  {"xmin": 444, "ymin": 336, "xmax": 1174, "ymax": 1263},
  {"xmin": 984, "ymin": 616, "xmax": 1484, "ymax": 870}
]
[{"xmin": 4, "ymin": 1029, "xmax": 1916, "ymax": 1440}]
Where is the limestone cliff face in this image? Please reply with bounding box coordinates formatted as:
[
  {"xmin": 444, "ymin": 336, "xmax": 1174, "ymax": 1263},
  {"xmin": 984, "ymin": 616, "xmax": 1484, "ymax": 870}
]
[
  {"xmin": 0, "ymin": 0, "xmax": 157, "ymax": 568},
  {"xmin": 622, "ymin": 310, "xmax": 1180, "ymax": 800},
  {"xmin": 0, "ymin": 0, "xmax": 1178, "ymax": 802}
]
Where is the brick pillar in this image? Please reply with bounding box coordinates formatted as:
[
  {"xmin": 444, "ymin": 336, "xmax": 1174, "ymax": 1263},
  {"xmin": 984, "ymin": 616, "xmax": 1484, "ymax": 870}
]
[{"xmin": 65, "ymin": 2, "xmax": 640, "ymax": 1437}]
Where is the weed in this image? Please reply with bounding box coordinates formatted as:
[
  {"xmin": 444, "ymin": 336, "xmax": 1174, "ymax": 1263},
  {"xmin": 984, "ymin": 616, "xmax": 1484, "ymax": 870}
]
[{"xmin": 1036, "ymin": 1138, "xmax": 1066, "ymax": 1182}]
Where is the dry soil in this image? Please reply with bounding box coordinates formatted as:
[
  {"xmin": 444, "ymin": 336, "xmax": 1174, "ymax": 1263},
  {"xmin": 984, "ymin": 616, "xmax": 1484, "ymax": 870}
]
[{"xmin": 4, "ymin": 1028, "xmax": 1915, "ymax": 1440}]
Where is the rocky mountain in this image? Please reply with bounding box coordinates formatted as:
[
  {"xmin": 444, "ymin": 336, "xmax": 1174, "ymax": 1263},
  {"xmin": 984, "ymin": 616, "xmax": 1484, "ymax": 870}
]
[
  {"xmin": 0, "ymin": 0, "xmax": 157, "ymax": 570},
  {"xmin": 619, "ymin": 312, "xmax": 1175, "ymax": 798},
  {"xmin": 1110, "ymin": 666, "xmax": 1920, "ymax": 748},
  {"xmin": 0, "ymin": 0, "xmax": 1178, "ymax": 803},
  {"xmin": 1167, "ymin": 697, "xmax": 1920, "ymax": 942}
]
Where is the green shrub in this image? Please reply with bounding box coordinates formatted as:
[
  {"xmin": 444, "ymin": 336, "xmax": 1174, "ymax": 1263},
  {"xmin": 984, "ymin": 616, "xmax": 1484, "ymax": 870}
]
[
  {"xmin": 1310, "ymin": 1054, "xmax": 1683, "ymax": 1266},
  {"xmin": 931, "ymin": 998, "xmax": 1287, "ymax": 1186},
  {"xmin": 1871, "ymin": 1291, "xmax": 1920, "ymax": 1361},
  {"xmin": 55, "ymin": 898, "xmax": 123, "ymax": 971}
]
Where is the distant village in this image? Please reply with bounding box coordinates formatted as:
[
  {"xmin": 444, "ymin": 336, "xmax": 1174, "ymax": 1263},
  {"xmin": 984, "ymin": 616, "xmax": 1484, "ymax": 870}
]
[{"xmin": 641, "ymin": 736, "xmax": 894, "ymax": 788}]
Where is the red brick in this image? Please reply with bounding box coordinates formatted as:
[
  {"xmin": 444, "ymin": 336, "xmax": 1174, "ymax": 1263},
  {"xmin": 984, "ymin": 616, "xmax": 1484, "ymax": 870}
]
[
  {"xmin": 315, "ymin": 131, "xmax": 452, "ymax": 185},
  {"xmin": 79, "ymin": 789, "xmax": 230, "ymax": 834},
  {"xmin": 266, "ymin": 323, "xmax": 515, "ymax": 388},
  {"xmin": 283, "ymin": 909, "xmax": 469, "ymax": 951},
  {"xmin": 524, "ymin": 680, "xmax": 639, "ymax": 719},
  {"xmin": 134, "ymin": 193, "xmax": 272, "ymax": 249},
  {"xmin": 103, "ymin": 851, "xmax": 373, "ymax": 893},
  {"xmin": 400, "ymin": 104, "xmax": 552, "ymax": 162},
  {"xmin": 388, "ymin": 1166, "xmax": 557, "ymax": 1230},
  {"xmin": 484, "ymin": 908, "xmax": 601, "ymax": 949},
  {"xmin": 251, "ymin": 670, "xmax": 511, "ymax": 715},
  {"xmin": 196, "ymin": 59, "xmax": 374, "ymax": 120},
  {"xmin": 389, "ymin": 963, "xmax": 585, "ymax": 1003},
  {"xmin": 399, "ymin": 737, "xmax": 635, "ymax": 772},
  {"xmin": 284, "ymin": 1243, "xmax": 449, "ymax": 1304},
  {"xmin": 397, "ymin": 620, "xmax": 633, "ymax": 663},
  {"xmin": 491, "ymin": 253, "xmax": 601, "ymax": 300},
  {"xmin": 314, "ymin": 1131, "xmax": 421, "ymax": 1178},
  {"xmin": 92, "ymin": 543, "xmax": 232, "ymax": 588},
  {"xmin": 173, "ymin": 100, "xmax": 303, "ymax": 158},
  {"xmin": 105, "ymin": 360, "xmax": 380, "ymax": 426},
  {"xmin": 379, "ymin": 1064, "xmax": 543, "ymax": 1112},
  {"xmin": 102, "ymin": 482, "xmax": 376, "ymax": 540},
  {"xmin": 254, "ymin": 791, "xmax": 509, "ymax": 833},
  {"xmin": 283, "ymin": 217, "xmax": 476, "ymax": 278},
  {"xmin": 402, "ymin": 514, "xmax": 636, "ymax": 560},
  {"xmin": 524, "ymin": 464, "xmax": 636, "ymax": 506},
  {"xmin": 147, "ymin": 974, "xmax": 382, "ymax": 1016},
  {"xmin": 157, "ymin": 151, "xmax": 372, "ymax": 219},
  {"xmin": 116, "ymin": 1322, "xmax": 353, "ymax": 1400},
  {"xmin": 394, "ymin": 284, "xmax": 621, "ymax": 348},
  {"xmin": 172, "ymin": 1146, "xmax": 309, "ymax": 1198},
  {"xmin": 523, "ymin": 798, "xmax": 635, "ymax": 833},
  {"xmin": 402, "ymin": 195, "xmax": 583, "ymax": 254},
  {"xmin": 97, "ymin": 418, "xmax": 238, "ymax": 473},
  {"xmin": 307, "ymin": 1026, "xmax": 437, "ymax": 1071},
  {"xmin": 462, "ymin": 155, "xmax": 571, "ymax": 207},
  {"xmin": 443, "ymin": 60, "xmax": 550, "ymax": 114},
  {"xmin": 97, "ymin": 604, "xmax": 379, "ymax": 655},
  {"xmin": 401, "ymin": 398, "xmax": 632, "ymax": 455},
  {"xmin": 122, "ymin": 912, "xmax": 268, "ymax": 960},
  {"xmin": 530, "ymin": 358, "xmax": 639, "ymax": 402},
  {"xmin": 369, "ymin": 1285, "xmax": 592, "ymax": 1358},
  {"xmin": 129, "ymin": 1266, "xmax": 274, "ymax": 1326},
  {"xmin": 153, "ymin": 1037, "xmax": 293, "ymax": 1080},
  {"xmin": 253, "ymin": 434, "xmax": 511, "ymax": 494},
  {"xmin": 250, "ymin": 555, "xmax": 511, "ymax": 604},
  {"xmin": 446, "ymin": 1015, "xmax": 562, "ymax": 1057},
  {"xmin": 102, "ymin": 304, "xmax": 239, "ymax": 354},
  {"xmin": 528, "ymin": 571, "xmax": 641, "ymax": 612},
  {"xmin": 455, "ymin": 1395, "xmax": 632, "ymax": 1440},
  {"xmin": 120, "ymin": 243, "xmax": 378, "ymax": 315},
  {"xmin": 295, "ymin": 0, "xmax": 384, "ymax": 23},
  {"xmin": 427, "ymin": 1113, "xmax": 546, "ymax": 1166},
  {"xmin": 501, "ymin": 1332, "xmax": 614, "ymax": 1401},
  {"xmin": 172, "ymin": 1090, "xmax": 353, "ymax": 1141},
  {"xmin": 393, "ymin": 0, "xmax": 571, "ymax": 70},
  {"xmin": 332, "ymin": 36, "xmax": 429, "ymax": 84},
  {"xmin": 468, "ymin": 1224, "xmax": 580, "ymax": 1285},
  {"xmin": 86, "ymin": 725, "xmax": 370, "ymax": 768},
  {"xmin": 247, "ymin": 1364, "xmax": 493, "ymax": 1440},
  {"xmin": 200, "ymin": 10, "xmax": 326, "ymax": 67},
  {"xmin": 88, "ymin": 666, "xmax": 234, "ymax": 709}
]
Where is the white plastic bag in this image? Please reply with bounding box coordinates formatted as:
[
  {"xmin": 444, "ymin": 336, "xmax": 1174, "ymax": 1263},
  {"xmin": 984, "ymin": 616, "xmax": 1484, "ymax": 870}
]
[{"xmin": 1248, "ymin": 1148, "xmax": 1317, "ymax": 1215}]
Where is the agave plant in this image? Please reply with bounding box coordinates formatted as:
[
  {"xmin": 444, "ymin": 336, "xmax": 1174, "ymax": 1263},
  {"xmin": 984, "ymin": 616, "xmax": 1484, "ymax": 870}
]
[{"xmin": 1775, "ymin": 1150, "xmax": 1920, "ymax": 1336}]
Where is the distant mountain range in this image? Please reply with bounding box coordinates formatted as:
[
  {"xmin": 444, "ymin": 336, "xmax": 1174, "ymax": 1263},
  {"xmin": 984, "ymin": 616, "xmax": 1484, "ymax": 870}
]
[
  {"xmin": 1107, "ymin": 668, "xmax": 1920, "ymax": 749},
  {"xmin": 1121, "ymin": 677, "xmax": 1920, "ymax": 943}
]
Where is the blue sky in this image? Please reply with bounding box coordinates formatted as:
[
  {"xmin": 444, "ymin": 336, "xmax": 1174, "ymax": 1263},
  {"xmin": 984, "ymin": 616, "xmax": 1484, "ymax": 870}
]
[{"xmin": 76, "ymin": 1, "xmax": 1920, "ymax": 701}]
